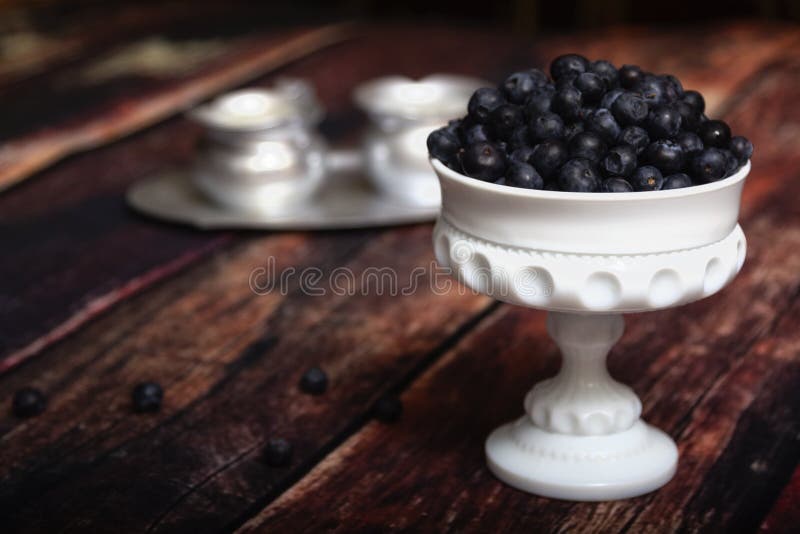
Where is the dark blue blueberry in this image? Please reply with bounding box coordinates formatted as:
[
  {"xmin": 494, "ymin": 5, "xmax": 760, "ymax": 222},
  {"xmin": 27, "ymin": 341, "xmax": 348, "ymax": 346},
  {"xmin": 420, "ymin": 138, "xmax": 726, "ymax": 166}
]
[
  {"xmin": 490, "ymin": 104, "xmax": 524, "ymax": 140},
  {"xmin": 585, "ymin": 108, "xmax": 621, "ymax": 144},
  {"xmin": 299, "ymin": 366, "xmax": 328, "ymax": 395},
  {"xmin": 682, "ymin": 90, "xmax": 705, "ymax": 114},
  {"xmin": 730, "ymin": 136, "xmax": 753, "ymax": 164},
  {"xmin": 619, "ymin": 126, "xmax": 650, "ymax": 154},
  {"xmin": 630, "ymin": 166, "xmax": 664, "ymax": 191},
  {"xmin": 676, "ymin": 131, "xmax": 704, "ymax": 156},
  {"xmin": 591, "ymin": 60, "xmax": 618, "ymax": 89},
  {"xmin": 600, "ymin": 88, "xmax": 624, "ymax": 110},
  {"xmin": 508, "ymin": 126, "xmax": 531, "ymax": 151},
  {"xmin": 494, "ymin": 177, "xmax": 506, "ymax": 186},
  {"xmin": 558, "ymin": 158, "xmax": 600, "ymax": 192},
  {"xmin": 690, "ymin": 148, "xmax": 728, "ymax": 183},
  {"xmin": 461, "ymin": 142, "xmax": 506, "ymax": 181},
  {"xmin": 601, "ymin": 145, "xmax": 637, "ymax": 177},
  {"xmin": 531, "ymin": 139, "xmax": 568, "ymax": 178},
  {"xmin": 550, "ymin": 54, "xmax": 589, "ymax": 81},
  {"xmin": 645, "ymin": 106, "xmax": 682, "ymax": 139},
  {"xmin": 427, "ymin": 127, "xmax": 462, "ymax": 169},
  {"xmin": 563, "ymin": 122, "xmax": 585, "ymax": 141},
  {"xmin": 662, "ymin": 173, "xmax": 693, "ymax": 190},
  {"xmin": 510, "ymin": 146, "xmax": 536, "ymax": 164},
  {"xmin": 600, "ymin": 178, "xmax": 633, "ymax": 192},
  {"xmin": 12, "ymin": 387, "xmax": 46, "ymax": 418},
  {"xmin": 523, "ymin": 86, "xmax": 555, "ymax": 118},
  {"xmin": 460, "ymin": 123, "xmax": 490, "ymax": 145},
  {"xmin": 505, "ymin": 161, "xmax": 544, "ymax": 189},
  {"xmin": 265, "ymin": 438, "xmax": 293, "ymax": 467},
  {"xmin": 544, "ymin": 180, "xmax": 560, "ymax": 191},
  {"xmin": 501, "ymin": 70, "xmax": 545, "ymax": 104},
  {"xmin": 723, "ymin": 149, "xmax": 740, "ymax": 176},
  {"xmin": 698, "ymin": 120, "xmax": 732, "ymax": 148},
  {"xmin": 568, "ymin": 131, "xmax": 607, "ymax": 162},
  {"xmin": 675, "ymin": 101, "xmax": 702, "ymax": 132},
  {"xmin": 529, "ymin": 111, "xmax": 565, "ymax": 143},
  {"xmin": 574, "ymin": 72, "xmax": 605, "ymax": 104},
  {"xmin": 644, "ymin": 140, "xmax": 685, "ymax": 174},
  {"xmin": 373, "ymin": 395, "xmax": 403, "ymax": 423},
  {"xmin": 467, "ymin": 87, "xmax": 505, "ymax": 123},
  {"xmin": 618, "ymin": 64, "xmax": 643, "ymax": 89},
  {"xmin": 634, "ymin": 76, "xmax": 670, "ymax": 106},
  {"xmin": 552, "ymin": 86, "xmax": 583, "ymax": 121},
  {"xmin": 611, "ymin": 92, "xmax": 649, "ymax": 126},
  {"xmin": 662, "ymin": 74, "xmax": 684, "ymax": 98},
  {"xmin": 132, "ymin": 382, "xmax": 163, "ymax": 413},
  {"xmin": 443, "ymin": 119, "xmax": 461, "ymax": 137}
]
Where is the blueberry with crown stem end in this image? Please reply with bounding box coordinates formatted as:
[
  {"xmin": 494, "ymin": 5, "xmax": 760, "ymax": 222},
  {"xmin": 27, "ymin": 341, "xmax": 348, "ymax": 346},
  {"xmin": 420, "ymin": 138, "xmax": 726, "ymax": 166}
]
[
  {"xmin": 427, "ymin": 128, "xmax": 461, "ymax": 169},
  {"xmin": 690, "ymin": 148, "xmax": 728, "ymax": 183},
  {"xmin": 373, "ymin": 395, "xmax": 403, "ymax": 423},
  {"xmin": 663, "ymin": 173, "xmax": 693, "ymax": 190},
  {"xmin": 461, "ymin": 142, "xmax": 506, "ymax": 182},
  {"xmin": 12, "ymin": 387, "xmax": 46, "ymax": 418},
  {"xmin": 611, "ymin": 92, "xmax": 648, "ymax": 126},
  {"xmin": 730, "ymin": 135, "xmax": 753, "ymax": 164},
  {"xmin": 501, "ymin": 71, "xmax": 544, "ymax": 104},
  {"xmin": 601, "ymin": 145, "xmax": 637, "ymax": 177},
  {"xmin": 634, "ymin": 76, "xmax": 670, "ymax": 106},
  {"xmin": 682, "ymin": 90, "xmax": 705, "ymax": 114},
  {"xmin": 528, "ymin": 111, "xmax": 565, "ymax": 143},
  {"xmin": 299, "ymin": 366, "xmax": 328, "ymax": 395},
  {"xmin": 600, "ymin": 178, "xmax": 633, "ymax": 192},
  {"xmin": 630, "ymin": 166, "xmax": 664, "ymax": 191},
  {"xmin": 644, "ymin": 140, "xmax": 685, "ymax": 174},
  {"xmin": 552, "ymin": 86, "xmax": 583, "ymax": 121},
  {"xmin": 600, "ymin": 88, "xmax": 624, "ymax": 110},
  {"xmin": 563, "ymin": 122, "xmax": 584, "ymax": 141},
  {"xmin": 645, "ymin": 106, "xmax": 682, "ymax": 139},
  {"xmin": 510, "ymin": 146, "xmax": 536, "ymax": 164},
  {"xmin": 574, "ymin": 72, "xmax": 605, "ymax": 104},
  {"xmin": 591, "ymin": 60, "xmax": 618, "ymax": 89},
  {"xmin": 531, "ymin": 139, "xmax": 568, "ymax": 178},
  {"xmin": 676, "ymin": 131, "xmax": 704, "ymax": 155},
  {"xmin": 618, "ymin": 64, "xmax": 643, "ymax": 89},
  {"xmin": 524, "ymin": 87, "xmax": 555, "ymax": 118},
  {"xmin": 490, "ymin": 104, "xmax": 524, "ymax": 140},
  {"xmin": 698, "ymin": 120, "xmax": 732, "ymax": 148},
  {"xmin": 550, "ymin": 54, "xmax": 589, "ymax": 81},
  {"xmin": 264, "ymin": 438, "xmax": 293, "ymax": 467},
  {"xmin": 585, "ymin": 108, "xmax": 621, "ymax": 144},
  {"xmin": 505, "ymin": 160, "xmax": 544, "ymax": 189},
  {"xmin": 132, "ymin": 382, "xmax": 163, "ymax": 413},
  {"xmin": 568, "ymin": 131, "xmax": 606, "ymax": 162},
  {"xmin": 558, "ymin": 158, "xmax": 600, "ymax": 192},
  {"xmin": 467, "ymin": 88, "xmax": 504, "ymax": 124},
  {"xmin": 619, "ymin": 126, "xmax": 650, "ymax": 154}
]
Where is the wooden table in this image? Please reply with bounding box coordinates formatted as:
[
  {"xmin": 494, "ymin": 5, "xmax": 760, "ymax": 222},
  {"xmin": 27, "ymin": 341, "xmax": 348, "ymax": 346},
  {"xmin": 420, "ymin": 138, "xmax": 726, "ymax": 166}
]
[{"xmin": 1, "ymin": 8, "xmax": 799, "ymax": 532}]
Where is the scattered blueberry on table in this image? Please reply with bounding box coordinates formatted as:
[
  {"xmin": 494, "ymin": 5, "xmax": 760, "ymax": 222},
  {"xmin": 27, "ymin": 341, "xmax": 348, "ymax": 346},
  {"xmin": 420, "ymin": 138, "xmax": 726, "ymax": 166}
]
[
  {"xmin": 12, "ymin": 387, "xmax": 47, "ymax": 418},
  {"xmin": 372, "ymin": 395, "xmax": 403, "ymax": 423},
  {"xmin": 132, "ymin": 382, "xmax": 163, "ymax": 413},
  {"xmin": 299, "ymin": 366, "xmax": 328, "ymax": 395},
  {"xmin": 427, "ymin": 54, "xmax": 753, "ymax": 191},
  {"xmin": 264, "ymin": 437, "xmax": 293, "ymax": 467}
]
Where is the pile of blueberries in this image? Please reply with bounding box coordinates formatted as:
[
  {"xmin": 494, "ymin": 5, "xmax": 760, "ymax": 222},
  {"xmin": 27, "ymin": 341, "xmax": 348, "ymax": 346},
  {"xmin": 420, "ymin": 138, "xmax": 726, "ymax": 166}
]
[{"xmin": 427, "ymin": 54, "xmax": 753, "ymax": 192}]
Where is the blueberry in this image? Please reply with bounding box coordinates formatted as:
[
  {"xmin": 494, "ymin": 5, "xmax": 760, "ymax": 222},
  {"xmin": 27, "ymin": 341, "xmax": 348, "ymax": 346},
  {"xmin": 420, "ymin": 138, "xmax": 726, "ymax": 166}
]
[
  {"xmin": 427, "ymin": 128, "xmax": 461, "ymax": 168},
  {"xmin": 507, "ymin": 126, "xmax": 531, "ymax": 150},
  {"xmin": 644, "ymin": 140, "xmax": 685, "ymax": 174},
  {"xmin": 550, "ymin": 54, "xmax": 589, "ymax": 81},
  {"xmin": 490, "ymin": 104, "xmax": 524, "ymax": 140},
  {"xmin": 645, "ymin": 106, "xmax": 682, "ymax": 139},
  {"xmin": 544, "ymin": 180, "xmax": 560, "ymax": 191},
  {"xmin": 467, "ymin": 88, "xmax": 505, "ymax": 123},
  {"xmin": 558, "ymin": 158, "xmax": 600, "ymax": 192},
  {"xmin": 299, "ymin": 366, "xmax": 328, "ymax": 395},
  {"xmin": 585, "ymin": 108, "xmax": 621, "ymax": 144},
  {"xmin": 529, "ymin": 111, "xmax": 565, "ymax": 143},
  {"xmin": 501, "ymin": 71, "xmax": 544, "ymax": 104},
  {"xmin": 264, "ymin": 437, "xmax": 293, "ymax": 467},
  {"xmin": 461, "ymin": 142, "xmax": 506, "ymax": 181},
  {"xmin": 611, "ymin": 92, "xmax": 648, "ymax": 126},
  {"xmin": 662, "ymin": 74, "xmax": 684, "ymax": 97},
  {"xmin": 631, "ymin": 166, "xmax": 664, "ymax": 191},
  {"xmin": 723, "ymin": 149, "xmax": 740, "ymax": 176},
  {"xmin": 619, "ymin": 126, "xmax": 650, "ymax": 154},
  {"xmin": 510, "ymin": 146, "xmax": 536, "ymax": 164},
  {"xmin": 634, "ymin": 76, "xmax": 670, "ymax": 106},
  {"xmin": 663, "ymin": 173, "xmax": 693, "ymax": 190},
  {"xmin": 552, "ymin": 86, "xmax": 583, "ymax": 121},
  {"xmin": 460, "ymin": 123, "xmax": 490, "ymax": 145},
  {"xmin": 730, "ymin": 135, "xmax": 753, "ymax": 163},
  {"xmin": 682, "ymin": 90, "xmax": 705, "ymax": 114},
  {"xmin": 601, "ymin": 145, "xmax": 637, "ymax": 177},
  {"xmin": 132, "ymin": 382, "xmax": 163, "ymax": 413},
  {"xmin": 523, "ymin": 86, "xmax": 555, "ymax": 118},
  {"xmin": 690, "ymin": 148, "xmax": 728, "ymax": 183},
  {"xmin": 568, "ymin": 131, "xmax": 606, "ymax": 162},
  {"xmin": 443, "ymin": 119, "xmax": 461, "ymax": 137},
  {"xmin": 698, "ymin": 120, "xmax": 732, "ymax": 148},
  {"xmin": 675, "ymin": 101, "xmax": 702, "ymax": 132},
  {"xmin": 563, "ymin": 122, "xmax": 584, "ymax": 141},
  {"xmin": 373, "ymin": 395, "xmax": 403, "ymax": 423},
  {"xmin": 591, "ymin": 60, "xmax": 618, "ymax": 89},
  {"xmin": 12, "ymin": 387, "xmax": 46, "ymax": 418},
  {"xmin": 600, "ymin": 178, "xmax": 633, "ymax": 192},
  {"xmin": 531, "ymin": 139, "xmax": 568, "ymax": 178},
  {"xmin": 574, "ymin": 72, "xmax": 605, "ymax": 104},
  {"xmin": 506, "ymin": 160, "xmax": 544, "ymax": 189},
  {"xmin": 600, "ymin": 88, "xmax": 624, "ymax": 110},
  {"xmin": 618, "ymin": 64, "xmax": 643, "ymax": 89},
  {"xmin": 494, "ymin": 177, "xmax": 506, "ymax": 186},
  {"xmin": 676, "ymin": 131, "xmax": 704, "ymax": 155}
]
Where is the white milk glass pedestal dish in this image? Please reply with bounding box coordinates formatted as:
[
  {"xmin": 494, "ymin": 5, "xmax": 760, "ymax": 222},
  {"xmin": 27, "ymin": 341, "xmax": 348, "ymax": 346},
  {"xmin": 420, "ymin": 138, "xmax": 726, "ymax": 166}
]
[{"xmin": 430, "ymin": 158, "xmax": 750, "ymax": 501}]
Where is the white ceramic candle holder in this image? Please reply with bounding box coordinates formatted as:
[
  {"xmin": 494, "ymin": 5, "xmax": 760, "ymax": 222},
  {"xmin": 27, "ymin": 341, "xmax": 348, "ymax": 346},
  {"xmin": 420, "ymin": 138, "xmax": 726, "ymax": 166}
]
[{"xmin": 431, "ymin": 158, "xmax": 750, "ymax": 501}]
